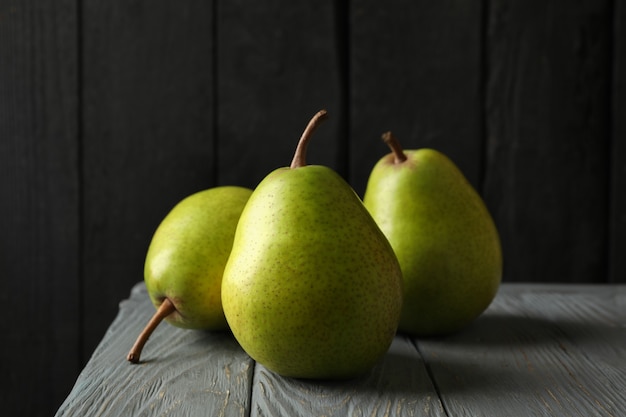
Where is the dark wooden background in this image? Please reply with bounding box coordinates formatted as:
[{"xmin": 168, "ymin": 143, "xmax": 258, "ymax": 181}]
[{"xmin": 1, "ymin": 1, "xmax": 624, "ymax": 416}]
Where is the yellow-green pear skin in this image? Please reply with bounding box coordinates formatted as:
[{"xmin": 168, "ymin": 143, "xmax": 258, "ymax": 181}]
[
  {"xmin": 221, "ymin": 111, "xmax": 403, "ymax": 380},
  {"xmin": 363, "ymin": 142, "xmax": 502, "ymax": 336},
  {"xmin": 144, "ymin": 185, "xmax": 253, "ymax": 330}
]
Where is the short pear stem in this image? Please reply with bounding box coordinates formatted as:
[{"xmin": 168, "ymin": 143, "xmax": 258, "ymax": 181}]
[
  {"xmin": 127, "ymin": 298, "xmax": 176, "ymax": 363},
  {"xmin": 290, "ymin": 109, "xmax": 329, "ymax": 169},
  {"xmin": 382, "ymin": 131, "xmax": 408, "ymax": 164}
]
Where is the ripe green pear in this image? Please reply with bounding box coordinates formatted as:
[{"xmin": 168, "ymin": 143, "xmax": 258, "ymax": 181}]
[
  {"xmin": 127, "ymin": 185, "xmax": 252, "ymax": 363},
  {"xmin": 363, "ymin": 132, "xmax": 502, "ymax": 336},
  {"xmin": 221, "ymin": 111, "xmax": 403, "ymax": 380}
]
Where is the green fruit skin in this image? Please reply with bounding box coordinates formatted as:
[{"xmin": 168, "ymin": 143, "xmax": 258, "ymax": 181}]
[
  {"xmin": 222, "ymin": 166, "xmax": 403, "ymax": 380},
  {"xmin": 363, "ymin": 149, "xmax": 502, "ymax": 336},
  {"xmin": 144, "ymin": 186, "xmax": 252, "ymax": 330}
]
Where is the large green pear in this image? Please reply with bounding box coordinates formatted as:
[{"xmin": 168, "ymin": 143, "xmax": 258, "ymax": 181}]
[
  {"xmin": 363, "ymin": 132, "xmax": 502, "ymax": 336},
  {"xmin": 127, "ymin": 185, "xmax": 252, "ymax": 363},
  {"xmin": 221, "ymin": 110, "xmax": 403, "ymax": 380}
]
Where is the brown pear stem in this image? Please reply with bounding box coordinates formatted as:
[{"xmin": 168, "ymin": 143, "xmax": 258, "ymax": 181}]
[
  {"xmin": 382, "ymin": 131, "xmax": 408, "ymax": 164},
  {"xmin": 127, "ymin": 298, "xmax": 176, "ymax": 363},
  {"xmin": 290, "ymin": 109, "xmax": 329, "ymax": 169}
]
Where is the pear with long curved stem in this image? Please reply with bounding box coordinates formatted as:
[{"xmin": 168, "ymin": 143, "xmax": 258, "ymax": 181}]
[
  {"xmin": 363, "ymin": 132, "xmax": 502, "ymax": 336},
  {"xmin": 221, "ymin": 110, "xmax": 403, "ymax": 380},
  {"xmin": 127, "ymin": 186, "xmax": 252, "ymax": 363}
]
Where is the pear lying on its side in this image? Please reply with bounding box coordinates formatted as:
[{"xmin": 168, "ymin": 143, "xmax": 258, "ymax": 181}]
[
  {"xmin": 222, "ymin": 111, "xmax": 403, "ymax": 380},
  {"xmin": 127, "ymin": 185, "xmax": 252, "ymax": 363},
  {"xmin": 363, "ymin": 132, "xmax": 502, "ymax": 336}
]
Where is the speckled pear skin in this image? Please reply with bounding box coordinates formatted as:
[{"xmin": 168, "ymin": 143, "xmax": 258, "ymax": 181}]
[
  {"xmin": 144, "ymin": 186, "xmax": 252, "ymax": 330},
  {"xmin": 221, "ymin": 165, "xmax": 403, "ymax": 380},
  {"xmin": 363, "ymin": 148, "xmax": 502, "ymax": 336}
]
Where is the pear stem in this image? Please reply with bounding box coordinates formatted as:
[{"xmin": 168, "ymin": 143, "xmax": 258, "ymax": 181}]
[
  {"xmin": 290, "ymin": 109, "xmax": 329, "ymax": 169},
  {"xmin": 127, "ymin": 297, "xmax": 176, "ymax": 363},
  {"xmin": 382, "ymin": 131, "xmax": 408, "ymax": 164}
]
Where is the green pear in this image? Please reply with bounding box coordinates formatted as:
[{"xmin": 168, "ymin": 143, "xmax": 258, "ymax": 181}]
[
  {"xmin": 221, "ymin": 110, "xmax": 403, "ymax": 380},
  {"xmin": 127, "ymin": 185, "xmax": 252, "ymax": 363},
  {"xmin": 363, "ymin": 132, "xmax": 502, "ymax": 336}
]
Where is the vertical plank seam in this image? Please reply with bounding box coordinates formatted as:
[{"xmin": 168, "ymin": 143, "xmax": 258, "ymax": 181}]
[
  {"xmin": 212, "ymin": 0, "xmax": 220, "ymax": 186},
  {"xmin": 247, "ymin": 360, "xmax": 256, "ymax": 417},
  {"xmin": 478, "ymin": 0, "xmax": 491, "ymax": 198},
  {"xmin": 409, "ymin": 338, "xmax": 452, "ymax": 417},
  {"xmin": 479, "ymin": 0, "xmax": 489, "ymax": 197},
  {"xmin": 76, "ymin": 0, "xmax": 86, "ymax": 369},
  {"xmin": 333, "ymin": 0, "xmax": 351, "ymax": 181},
  {"xmin": 609, "ymin": 0, "xmax": 619, "ymax": 283}
]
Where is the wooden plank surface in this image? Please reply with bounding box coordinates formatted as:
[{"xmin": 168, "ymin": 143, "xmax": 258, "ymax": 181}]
[
  {"xmin": 55, "ymin": 283, "xmax": 255, "ymax": 416},
  {"xmin": 3, "ymin": 2, "xmax": 625, "ymax": 416},
  {"xmin": 216, "ymin": 1, "xmax": 344, "ymax": 189},
  {"xmin": 56, "ymin": 283, "xmax": 626, "ymax": 416},
  {"xmin": 0, "ymin": 1, "xmax": 81, "ymax": 415},
  {"xmin": 81, "ymin": 0, "xmax": 217, "ymax": 359},
  {"xmin": 251, "ymin": 336, "xmax": 445, "ymax": 417},
  {"xmin": 482, "ymin": 0, "xmax": 612, "ymax": 283},
  {"xmin": 350, "ymin": 0, "xmax": 485, "ymax": 196},
  {"xmin": 417, "ymin": 284, "xmax": 626, "ymax": 416}
]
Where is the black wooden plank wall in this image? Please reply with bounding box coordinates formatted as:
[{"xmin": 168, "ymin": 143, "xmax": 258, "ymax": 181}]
[
  {"xmin": 0, "ymin": 1, "xmax": 81, "ymax": 416},
  {"xmin": 81, "ymin": 0, "xmax": 218, "ymax": 377},
  {"xmin": 1, "ymin": 1, "xmax": 624, "ymax": 416},
  {"xmin": 484, "ymin": 0, "xmax": 613, "ymax": 283}
]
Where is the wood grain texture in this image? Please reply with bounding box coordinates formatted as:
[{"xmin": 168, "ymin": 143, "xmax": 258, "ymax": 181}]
[
  {"xmin": 81, "ymin": 0, "xmax": 217, "ymax": 359},
  {"xmin": 416, "ymin": 284, "xmax": 626, "ymax": 417},
  {"xmin": 57, "ymin": 283, "xmax": 626, "ymax": 416},
  {"xmin": 350, "ymin": 0, "xmax": 485, "ymax": 196},
  {"xmin": 251, "ymin": 336, "xmax": 445, "ymax": 417},
  {"xmin": 56, "ymin": 283, "xmax": 255, "ymax": 416},
  {"xmin": 3, "ymin": 3, "xmax": 625, "ymax": 416},
  {"xmin": 611, "ymin": 0, "xmax": 626, "ymax": 283},
  {"xmin": 0, "ymin": 1, "xmax": 80, "ymax": 415},
  {"xmin": 216, "ymin": 0, "xmax": 345, "ymax": 189},
  {"xmin": 482, "ymin": 0, "xmax": 612, "ymax": 283}
]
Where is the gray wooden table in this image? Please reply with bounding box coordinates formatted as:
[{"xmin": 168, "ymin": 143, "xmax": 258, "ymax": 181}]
[{"xmin": 55, "ymin": 282, "xmax": 626, "ymax": 416}]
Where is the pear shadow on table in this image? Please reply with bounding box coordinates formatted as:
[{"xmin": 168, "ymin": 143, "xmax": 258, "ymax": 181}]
[
  {"xmin": 403, "ymin": 312, "xmax": 626, "ymax": 397},
  {"xmin": 132, "ymin": 357, "xmax": 157, "ymax": 365},
  {"xmin": 188, "ymin": 329, "xmax": 245, "ymax": 351},
  {"xmin": 262, "ymin": 340, "xmax": 440, "ymax": 397},
  {"xmin": 150, "ymin": 328, "xmax": 247, "ymax": 363},
  {"xmin": 400, "ymin": 317, "xmax": 567, "ymax": 396},
  {"xmin": 406, "ymin": 352, "xmax": 543, "ymax": 396},
  {"xmin": 408, "ymin": 321, "xmax": 624, "ymax": 398},
  {"xmin": 414, "ymin": 312, "xmax": 617, "ymax": 348}
]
